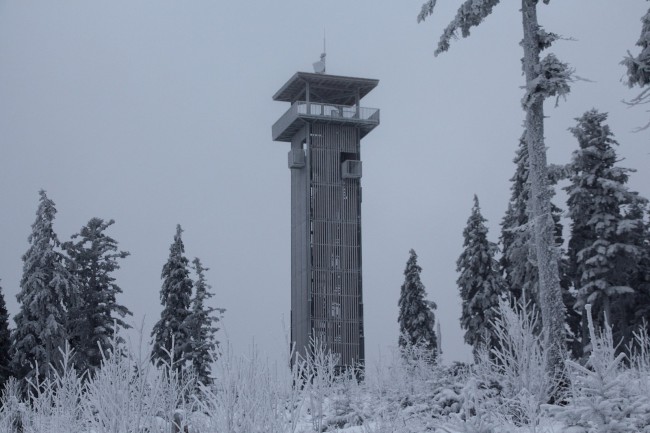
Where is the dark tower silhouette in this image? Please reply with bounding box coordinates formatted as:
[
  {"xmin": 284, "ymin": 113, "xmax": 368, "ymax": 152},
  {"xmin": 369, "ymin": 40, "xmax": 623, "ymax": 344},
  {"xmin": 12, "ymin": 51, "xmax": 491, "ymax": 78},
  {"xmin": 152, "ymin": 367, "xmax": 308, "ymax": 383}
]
[{"xmin": 272, "ymin": 72, "xmax": 380, "ymax": 369}]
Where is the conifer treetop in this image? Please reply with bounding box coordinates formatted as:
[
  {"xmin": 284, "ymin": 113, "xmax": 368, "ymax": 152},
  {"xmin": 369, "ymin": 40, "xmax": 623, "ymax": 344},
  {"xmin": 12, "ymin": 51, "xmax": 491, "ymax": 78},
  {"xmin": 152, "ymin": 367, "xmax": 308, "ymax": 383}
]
[
  {"xmin": 457, "ymin": 195, "xmax": 505, "ymax": 353},
  {"xmin": 398, "ymin": 249, "xmax": 438, "ymax": 357},
  {"xmin": 151, "ymin": 224, "xmax": 194, "ymax": 370},
  {"xmin": 64, "ymin": 217, "xmax": 132, "ymax": 374},
  {"xmin": 13, "ymin": 190, "xmax": 75, "ymax": 381},
  {"xmin": 187, "ymin": 257, "xmax": 224, "ymax": 386},
  {"xmin": 565, "ymin": 110, "xmax": 648, "ymax": 333}
]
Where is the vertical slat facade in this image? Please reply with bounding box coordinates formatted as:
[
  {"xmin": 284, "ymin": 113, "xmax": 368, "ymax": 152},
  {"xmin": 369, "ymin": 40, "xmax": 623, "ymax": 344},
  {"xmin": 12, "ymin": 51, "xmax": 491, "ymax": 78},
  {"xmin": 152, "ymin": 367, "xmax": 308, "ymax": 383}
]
[{"xmin": 308, "ymin": 124, "xmax": 364, "ymax": 368}]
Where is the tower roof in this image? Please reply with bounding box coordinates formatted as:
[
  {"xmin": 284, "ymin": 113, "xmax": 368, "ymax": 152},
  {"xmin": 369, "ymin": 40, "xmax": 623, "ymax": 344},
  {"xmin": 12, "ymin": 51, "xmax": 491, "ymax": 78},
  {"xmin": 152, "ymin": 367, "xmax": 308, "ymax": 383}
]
[{"xmin": 273, "ymin": 72, "xmax": 378, "ymax": 106}]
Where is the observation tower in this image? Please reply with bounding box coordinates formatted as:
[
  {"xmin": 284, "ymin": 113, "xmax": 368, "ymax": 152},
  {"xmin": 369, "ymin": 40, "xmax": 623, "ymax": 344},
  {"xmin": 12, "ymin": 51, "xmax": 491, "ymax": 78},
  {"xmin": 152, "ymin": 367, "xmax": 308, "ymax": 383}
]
[{"xmin": 272, "ymin": 70, "xmax": 380, "ymax": 369}]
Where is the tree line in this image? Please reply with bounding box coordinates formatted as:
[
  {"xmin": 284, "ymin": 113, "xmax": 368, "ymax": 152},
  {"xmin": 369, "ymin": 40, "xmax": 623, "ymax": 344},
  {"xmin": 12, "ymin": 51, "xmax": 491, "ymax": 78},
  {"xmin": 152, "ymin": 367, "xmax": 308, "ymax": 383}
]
[
  {"xmin": 457, "ymin": 109, "xmax": 649, "ymax": 362},
  {"xmin": 397, "ymin": 109, "xmax": 650, "ymax": 370},
  {"xmin": 399, "ymin": 1, "xmax": 650, "ymax": 380},
  {"xmin": 0, "ymin": 191, "xmax": 224, "ymax": 392}
]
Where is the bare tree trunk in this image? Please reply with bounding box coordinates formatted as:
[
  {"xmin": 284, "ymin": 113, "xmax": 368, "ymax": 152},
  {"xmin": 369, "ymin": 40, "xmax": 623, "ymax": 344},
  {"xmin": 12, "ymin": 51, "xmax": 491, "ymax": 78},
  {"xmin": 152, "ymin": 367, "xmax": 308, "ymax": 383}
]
[{"xmin": 521, "ymin": 0, "xmax": 566, "ymax": 380}]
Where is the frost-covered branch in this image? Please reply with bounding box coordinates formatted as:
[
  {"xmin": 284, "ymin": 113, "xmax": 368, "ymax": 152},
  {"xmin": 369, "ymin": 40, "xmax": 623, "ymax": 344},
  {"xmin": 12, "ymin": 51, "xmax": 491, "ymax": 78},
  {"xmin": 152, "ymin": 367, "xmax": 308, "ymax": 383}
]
[
  {"xmin": 623, "ymin": 87, "xmax": 650, "ymax": 131},
  {"xmin": 522, "ymin": 53, "xmax": 573, "ymax": 108},
  {"xmin": 432, "ymin": 0, "xmax": 501, "ymax": 56},
  {"xmin": 621, "ymin": 6, "xmax": 650, "ymax": 130},
  {"xmin": 417, "ymin": 0, "xmax": 438, "ymax": 23},
  {"xmin": 622, "ymin": 7, "xmax": 650, "ymax": 89},
  {"xmin": 537, "ymin": 27, "xmax": 559, "ymax": 51}
]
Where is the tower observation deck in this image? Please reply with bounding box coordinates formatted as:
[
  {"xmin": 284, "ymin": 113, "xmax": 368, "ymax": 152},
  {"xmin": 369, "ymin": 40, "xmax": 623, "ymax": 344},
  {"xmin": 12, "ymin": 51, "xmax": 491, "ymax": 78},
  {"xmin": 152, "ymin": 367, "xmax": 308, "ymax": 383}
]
[{"xmin": 272, "ymin": 72, "xmax": 379, "ymax": 369}]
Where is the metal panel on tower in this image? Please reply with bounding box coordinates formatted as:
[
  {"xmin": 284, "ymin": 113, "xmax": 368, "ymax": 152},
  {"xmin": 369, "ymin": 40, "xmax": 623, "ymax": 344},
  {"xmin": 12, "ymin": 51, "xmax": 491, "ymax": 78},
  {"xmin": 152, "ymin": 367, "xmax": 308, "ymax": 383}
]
[{"xmin": 272, "ymin": 71, "xmax": 379, "ymax": 370}]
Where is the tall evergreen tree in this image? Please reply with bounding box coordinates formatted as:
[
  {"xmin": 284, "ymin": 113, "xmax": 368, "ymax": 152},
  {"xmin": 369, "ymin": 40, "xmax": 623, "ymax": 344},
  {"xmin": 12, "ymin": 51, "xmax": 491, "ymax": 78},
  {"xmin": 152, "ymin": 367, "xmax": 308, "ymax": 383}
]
[
  {"xmin": 63, "ymin": 218, "xmax": 132, "ymax": 375},
  {"xmin": 0, "ymin": 280, "xmax": 12, "ymax": 388},
  {"xmin": 186, "ymin": 257, "xmax": 224, "ymax": 386},
  {"xmin": 417, "ymin": 0, "xmax": 571, "ymax": 375},
  {"xmin": 457, "ymin": 196, "xmax": 506, "ymax": 357},
  {"xmin": 151, "ymin": 224, "xmax": 193, "ymax": 371},
  {"xmin": 500, "ymin": 135, "xmax": 541, "ymax": 304},
  {"xmin": 397, "ymin": 249, "xmax": 438, "ymax": 359},
  {"xmin": 499, "ymin": 136, "xmax": 581, "ymax": 355},
  {"xmin": 565, "ymin": 110, "xmax": 648, "ymax": 349},
  {"xmin": 12, "ymin": 190, "xmax": 76, "ymax": 381}
]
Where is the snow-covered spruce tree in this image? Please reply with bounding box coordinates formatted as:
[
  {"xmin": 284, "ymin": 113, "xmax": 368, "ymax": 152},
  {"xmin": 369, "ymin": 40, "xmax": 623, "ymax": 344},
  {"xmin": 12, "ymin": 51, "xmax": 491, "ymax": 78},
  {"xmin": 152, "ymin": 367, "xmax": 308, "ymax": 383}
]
[
  {"xmin": 186, "ymin": 257, "xmax": 224, "ymax": 386},
  {"xmin": 499, "ymin": 135, "xmax": 581, "ymax": 356},
  {"xmin": 418, "ymin": 0, "xmax": 570, "ymax": 377},
  {"xmin": 12, "ymin": 190, "xmax": 76, "ymax": 381},
  {"xmin": 565, "ymin": 110, "xmax": 649, "ymax": 350},
  {"xmin": 457, "ymin": 196, "xmax": 506, "ymax": 358},
  {"xmin": 601, "ymin": 200, "xmax": 650, "ymax": 353},
  {"xmin": 624, "ymin": 200, "xmax": 650, "ymax": 334},
  {"xmin": 622, "ymin": 4, "xmax": 650, "ymax": 130},
  {"xmin": 63, "ymin": 218, "xmax": 132, "ymax": 376},
  {"xmin": 500, "ymin": 135, "xmax": 537, "ymax": 304},
  {"xmin": 151, "ymin": 224, "xmax": 193, "ymax": 371},
  {"xmin": 397, "ymin": 249, "xmax": 438, "ymax": 359},
  {"xmin": 0, "ymin": 280, "xmax": 12, "ymax": 388},
  {"xmin": 558, "ymin": 305, "xmax": 649, "ymax": 433}
]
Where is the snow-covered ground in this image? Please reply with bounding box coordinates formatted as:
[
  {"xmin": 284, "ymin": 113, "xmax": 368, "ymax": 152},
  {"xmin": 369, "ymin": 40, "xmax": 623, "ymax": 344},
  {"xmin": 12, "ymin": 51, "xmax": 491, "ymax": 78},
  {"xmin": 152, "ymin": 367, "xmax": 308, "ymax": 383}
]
[{"xmin": 1, "ymin": 303, "xmax": 649, "ymax": 433}]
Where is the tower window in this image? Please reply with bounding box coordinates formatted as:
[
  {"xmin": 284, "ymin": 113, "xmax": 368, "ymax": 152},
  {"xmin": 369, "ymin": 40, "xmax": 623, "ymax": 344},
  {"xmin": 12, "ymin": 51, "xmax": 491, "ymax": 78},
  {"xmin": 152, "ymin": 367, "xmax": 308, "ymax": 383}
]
[
  {"xmin": 331, "ymin": 302, "xmax": 341, "ymax": 318},
  {"xmin": 330, "ymin": 253, "xmax": 340, "ymax": 269},
  {"xmin": 334, "ymin": 323, "xmax": 342, "ymax": 343}
]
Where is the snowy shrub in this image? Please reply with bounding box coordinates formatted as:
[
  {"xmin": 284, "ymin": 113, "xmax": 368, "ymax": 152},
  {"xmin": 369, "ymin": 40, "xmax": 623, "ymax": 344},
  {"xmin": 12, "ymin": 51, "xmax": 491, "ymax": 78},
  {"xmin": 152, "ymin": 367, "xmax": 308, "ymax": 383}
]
[
  {"xmin": 0, "ymin": 330, "xmax": 202, "ymax": 433},
  {"xmin": 0, "ymin": 378, "xmax": 26, "ymax": 433},
  {"xmin": 18, "ymin": 318, "xmax": 650, "ymax": 433},
  {"xmin": 324, "ymin": 368, "xmax": 364, "ymax": 430},
  {"xmin": 194, "ymin": 342, "xmax": 305, "ymax": 433},
  {"xmin": 364, "ymin": 341, "xmax": 465, "ymax": 431},
  {"xmin": 440, "ymin": 299, "xmax": 559, "ymax": 433},
  {"xmin": 19, "ymin": 344, "xmax": 85, "ymax": 433},
  {"xmin": 435, "ymin": 374, "xmax": 500, "ymax": 433},
  {"xmin": 302, "ymin": 338, "xmax": 341, "ymax": 432},
  {"xmin": 82, "ymin": 333, "xmax": 197, "ymax": 433},
  {"xmin": 481, "ymin": 299, "xmax": 558, "ymax": 429},
  {"xmin": 422, "ymin": 361, "xmax": 466, "ymax": 419},
  {"xmin": 556, "ymin": 305, "xmax": 650, "ymax": 433},
  {"xmin": 82, "ymin": 343, "xmax": 152, "ymax": 433},
  {"xmin": 361, "ymin": 411, "xmax": 407, "ymax": 433},
  {"xmin": 628, "ymin": 321, "xmax": 650, "ymax": 372},
  {"xmin": 628, "ymin": 323, "xmax": 650, "ymax": 430}
]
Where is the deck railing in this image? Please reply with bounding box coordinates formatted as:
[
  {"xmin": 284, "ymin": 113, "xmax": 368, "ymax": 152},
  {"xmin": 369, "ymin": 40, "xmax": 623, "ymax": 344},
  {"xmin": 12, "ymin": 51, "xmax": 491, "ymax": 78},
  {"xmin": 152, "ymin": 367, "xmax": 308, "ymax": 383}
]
[{"xmin": 273, "ymin": 101, "xmax": 380, "ymax": 141}]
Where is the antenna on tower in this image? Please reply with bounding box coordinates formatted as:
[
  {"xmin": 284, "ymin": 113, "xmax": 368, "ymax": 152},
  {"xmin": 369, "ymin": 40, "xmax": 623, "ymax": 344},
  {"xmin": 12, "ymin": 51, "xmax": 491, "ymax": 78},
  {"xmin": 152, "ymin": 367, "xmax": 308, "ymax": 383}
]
[{"xmin": 313, "ymin": 29, "xmax": 327, "ymax": 74}]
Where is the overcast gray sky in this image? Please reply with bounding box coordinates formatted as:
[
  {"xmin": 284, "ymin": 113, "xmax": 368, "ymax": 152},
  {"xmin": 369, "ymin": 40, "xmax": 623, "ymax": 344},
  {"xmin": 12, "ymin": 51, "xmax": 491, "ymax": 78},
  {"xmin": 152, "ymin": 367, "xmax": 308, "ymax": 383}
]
[{"xmin": 1, "ymin": 1, "xmax": 649, "ymax": 365}]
